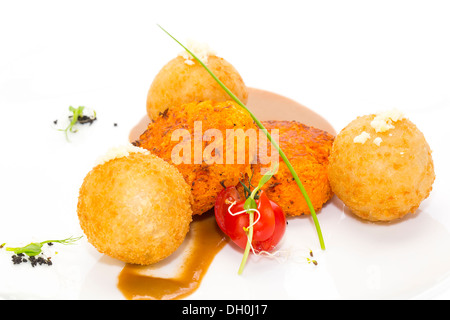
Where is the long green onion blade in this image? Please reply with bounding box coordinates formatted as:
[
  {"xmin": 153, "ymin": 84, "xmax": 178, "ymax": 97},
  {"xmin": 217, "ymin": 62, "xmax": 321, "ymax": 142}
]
[{"xmin": 158, "ymin": 25, "xmax": 325, "ymax": 250}]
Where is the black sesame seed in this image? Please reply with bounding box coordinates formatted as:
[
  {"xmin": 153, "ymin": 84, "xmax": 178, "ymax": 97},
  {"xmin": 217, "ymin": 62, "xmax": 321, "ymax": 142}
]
[{"xmin": 12, "ymin": 255, "xmax": 23, "ymax": 264}]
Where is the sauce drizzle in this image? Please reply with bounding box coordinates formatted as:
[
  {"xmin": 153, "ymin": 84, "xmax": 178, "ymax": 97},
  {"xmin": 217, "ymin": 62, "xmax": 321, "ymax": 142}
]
[{"xmin": 117, "ymin": 213, "xmax": 228, "ymax": 300}]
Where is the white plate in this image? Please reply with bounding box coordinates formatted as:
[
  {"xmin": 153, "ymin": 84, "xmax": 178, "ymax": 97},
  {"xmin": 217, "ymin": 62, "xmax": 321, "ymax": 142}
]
[
  {"xmin": 91, "ymin": 88, "xmax": 450, "ymax": 300},
  {"xmin": 0, "ymin": 88, "xmax": 448, "ymax": 300}
]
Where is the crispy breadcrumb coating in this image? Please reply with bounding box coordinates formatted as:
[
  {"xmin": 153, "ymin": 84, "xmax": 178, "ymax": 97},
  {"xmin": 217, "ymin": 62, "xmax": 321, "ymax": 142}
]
[
  {"xmin": 146, "ymin": 56, "xmax": 248, "ymax": 120},
  {"xmin": 328, "ymin": 114, "xmax": 435, "ymax": 222},
  {"xmin": 77, "ymin": 152, "xmax": 193, "ymax": 265},
  {"xmin": 240, "ymin": 120, "xmax": 335, "ymax": 216},
  {"xmin": 135, "ymin": 100, "xmax": 258, "ymax": 215}
]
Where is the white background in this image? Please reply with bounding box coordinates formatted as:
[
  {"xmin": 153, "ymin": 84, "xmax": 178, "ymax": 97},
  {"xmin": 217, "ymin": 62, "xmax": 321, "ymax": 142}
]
[{"xmin": 0, "ymin": 0, "xmax": 449, "ymax": 299}]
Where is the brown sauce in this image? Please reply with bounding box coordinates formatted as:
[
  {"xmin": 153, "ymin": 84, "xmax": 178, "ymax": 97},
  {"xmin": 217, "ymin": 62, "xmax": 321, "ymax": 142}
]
[{"xmin": 117, "ymin": 213, "xmax": 228, "ymax": 300}]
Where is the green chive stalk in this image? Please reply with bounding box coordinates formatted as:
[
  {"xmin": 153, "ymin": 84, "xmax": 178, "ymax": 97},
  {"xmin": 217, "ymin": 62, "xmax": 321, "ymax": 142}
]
[{"xmin": 158, "ymin": 25, "xmax": 325, "ymax": 251}]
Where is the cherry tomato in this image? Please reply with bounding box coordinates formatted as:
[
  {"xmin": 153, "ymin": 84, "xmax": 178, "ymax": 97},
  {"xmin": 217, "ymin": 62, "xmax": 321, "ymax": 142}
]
[{"xmin": 214, "ymin": 186, "xmax": 286, "ymax": 253}]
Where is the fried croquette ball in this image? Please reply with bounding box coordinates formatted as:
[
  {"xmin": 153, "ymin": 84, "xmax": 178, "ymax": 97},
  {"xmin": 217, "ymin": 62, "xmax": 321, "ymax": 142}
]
[
  {"xmin": 146, "ymin": 55, "xmax": 248, "ymax": 120},
  {"xmin": 77, "ymin": 150, "xmax": 193, "ymax": 265},
  {"xmin": 135, "ymin": 100, "xmax": 258, "ymax": 215},
  {"xmin": 240, "ymin": 120, "xmax": 335, "ymax": 216},
  {"xmin": 328, "ymin": 111, "xmax": 435, "ymax": 222}
]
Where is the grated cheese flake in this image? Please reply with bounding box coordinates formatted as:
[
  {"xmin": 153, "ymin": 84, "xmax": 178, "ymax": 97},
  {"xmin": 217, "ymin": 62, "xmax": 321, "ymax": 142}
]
[
  {"xmin": 370, "ymin": 109, "xmax": 405, "ymax": 133},
  {"xmin": 178, "ymin": 39, "xmax": 217, "ymax": 65},
  {"xmin": 354, "ymin": 131, "xmax": 371, "ymax": 144},
  {"xmin": 373, "ymin": 137, "xmax": 383, "ymax": 146},
  {"xmin": 95, "ymin": 143, "xmax": 150, "ymax": 166}
]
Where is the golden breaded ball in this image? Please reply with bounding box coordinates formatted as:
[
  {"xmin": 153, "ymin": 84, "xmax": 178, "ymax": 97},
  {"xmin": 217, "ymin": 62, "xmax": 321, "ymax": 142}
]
[
  {"xmin": 146, "ymin": 55, "xmax": 248, "ymax": 120},
  {"xmin": 77, "ymin": 151, "xmax": 193, "ymax": 265},
  {"xmin": 328, "ymin": 114, "xmax": 435, "ymax": 222}
]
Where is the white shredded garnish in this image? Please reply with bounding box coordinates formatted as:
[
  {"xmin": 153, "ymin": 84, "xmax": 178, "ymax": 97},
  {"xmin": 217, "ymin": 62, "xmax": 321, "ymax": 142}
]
[
  {"xmin": 227, "ymin": 200, "xmax": 261, "ymax": 230},
  {"xmin": 245, "ymin": 234, "xmax": 289, "ymax": 263},
  {"xmin": 227, "ymin": 201, "xmax": 317, "ymax": 265}
]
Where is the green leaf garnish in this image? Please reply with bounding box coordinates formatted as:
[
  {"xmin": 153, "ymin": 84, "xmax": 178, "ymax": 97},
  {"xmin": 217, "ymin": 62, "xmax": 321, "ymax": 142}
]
[
  {"xmin": 58, "ymin": 106, "xmax": 85, "ymax": 141},
  {"xmin": 158, "ymin": 25, "xmax": 325, "ymax": 251},
  {"xmin": 57, "ymin": 106, "xmax": 96, "ymax": 141},
  {"xmin": 6, "ymin": 236, "xmax": 83, "ymax": 257},
  {"xmin": 250, "ymin": 163, "xmax": 279, "ymax": 199}
]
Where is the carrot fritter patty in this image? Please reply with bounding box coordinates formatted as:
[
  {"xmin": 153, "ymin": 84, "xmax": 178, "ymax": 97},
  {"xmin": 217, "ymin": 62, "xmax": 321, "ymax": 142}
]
[
  {"xmin": 242, "ymin": 120, "xmax": 335, "ymax": 216},
  {"xmin": 77, "ymin": 151, "xmax": 193, "ymax": 265},
  {"xmin": 135, "ymin": 100, "xmax": 258, "ymax": 215}
]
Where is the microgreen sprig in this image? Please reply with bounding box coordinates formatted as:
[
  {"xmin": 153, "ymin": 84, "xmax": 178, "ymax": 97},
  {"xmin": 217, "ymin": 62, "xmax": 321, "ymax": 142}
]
[
  {"xmin": 5, "ymin": 236, "xmax": 83, "ymax": 257},
  {"xmin": 238, "ymin": 165, "xmax": 278, "ymax": 274},
  {"xmin": 158, "ymin": 25, "xmax": 325, "ymax": 250},
  {"xmin": 58, "ymin": 106, "xmax": 85, "ymax": 141},
  {"xmin": 58, "ymin": 106, "xmax": 96, "ymax": 141}
]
